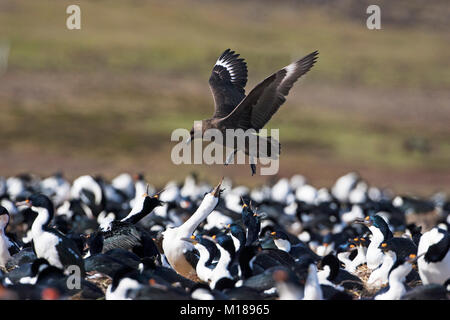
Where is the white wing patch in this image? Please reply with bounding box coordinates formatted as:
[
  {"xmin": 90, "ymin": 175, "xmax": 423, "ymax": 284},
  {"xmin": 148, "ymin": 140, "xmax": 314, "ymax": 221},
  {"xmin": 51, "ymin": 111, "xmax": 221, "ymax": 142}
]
[
  {"xmin": 281, "ymin": 62, "xmax": 298, "ymax": 87},
  {"xmin": 215, "ymin": 58, "xmax": 237, "ymax": 82},
  {"xmin": 284, "ymin": 63, "xmax": 297, "ymax": 79}
]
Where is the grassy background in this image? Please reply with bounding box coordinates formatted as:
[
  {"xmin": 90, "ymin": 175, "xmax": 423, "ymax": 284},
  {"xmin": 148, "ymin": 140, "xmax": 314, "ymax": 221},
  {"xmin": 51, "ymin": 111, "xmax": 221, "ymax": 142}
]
[{"xmin": 0, "ymin": 0, "xmax": 449, "ymax": 195}]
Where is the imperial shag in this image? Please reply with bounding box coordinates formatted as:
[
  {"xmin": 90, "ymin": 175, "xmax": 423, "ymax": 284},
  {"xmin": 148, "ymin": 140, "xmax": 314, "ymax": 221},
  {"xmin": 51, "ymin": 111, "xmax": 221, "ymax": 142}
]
[
  {"xmin": 374, "ymin": 253, "xmax": 419, "ymax": 300},
  {"xmin": 88, "ymin": 189, "xmax": 163, "ymax": 258},
  {"xmin": 354, "ymin": 214, "xmax": 393, "ymax": 270},
  {"xmin": 162, "ymin": 179, "xmax": 223, "ymax": 280},
  {"xmin": 16, "ymin": 194, "xmax": 85, "ymax": 276},
  {"xmin": 368, "ymin": 237, "xmax": 417, "ymax": 286},
  {"xmin": 0, "ymin": 206, "xmax": 20, "ymax": 267},
  {"xmin": 417, "ymin": 227, "xmax": 450, "ymax": 285},
  {"xmin": 180, "ymin": 235, "xmax": 218, "ymax": 284},
  {"xmin": 207, "ymin": 234, "xmax": 236, "ymax": 288}
]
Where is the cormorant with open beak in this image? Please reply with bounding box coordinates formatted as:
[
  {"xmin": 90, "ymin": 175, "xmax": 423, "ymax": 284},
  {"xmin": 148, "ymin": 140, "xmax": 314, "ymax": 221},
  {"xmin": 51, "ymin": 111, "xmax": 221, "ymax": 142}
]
[{"xmin": 162, "ymin": 178, "xmax": 223, "ymax": 280}]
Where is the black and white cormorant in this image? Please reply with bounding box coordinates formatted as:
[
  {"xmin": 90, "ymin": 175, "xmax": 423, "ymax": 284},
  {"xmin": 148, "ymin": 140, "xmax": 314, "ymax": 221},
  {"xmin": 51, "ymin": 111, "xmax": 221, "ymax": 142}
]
[
  {"xmin": 225, "ymin": 222, "xmax": 246, "ymax": 254},
  {"xmin": 417, "ymin": 226, "xmax": 450, "ymax": 285},
  {"xmin": 237, "ymin": 243, "xmax": 296, "ymax": 281},
  {"xmin": 208, "ymin": 234, "xmax": 236, "ymax": 288},
  {"xmin": 368, "ymin": 237, "xmax": 417, "ymax": 286},
  {"xmin": 180, "ymin": 235, "xmax": 218, "ymax": 284},
  {"xmin": 105, "ymin": 267, "xmax": 145, "ymax": 300},
  {"xmin": 162, "ymin": 179, "xmax": 223, "ymax": 280},
  {"xmin": 16, "ymin": 194, "xmax": 85, "ymax": 276},
  {"xmin": 317, "ymin": 254, "xmax": 363, "ymax": 292},
  {"xmin": 336, "ymin": 242, "xmax": 357, "ymax": 272},
  {"xmin": 347, "ymin": 236, "xmax": 369, "ymax": 273},
  {"xmin": 354, "ymin": 214, "xmax": 393, "ymax": 270},
  {"xmin": 241, "ymin": 200, "xmax": 261, "ymax": 246},
  {"xmin": 0, "ymin": 206, "xmax": 20, "ymax": 267},
  {"xmin": 374, "ymin": 253, "xmax": 419, "ymax": 300},
  {"xmin": 70, "ymin": 175, "xmax": 106, "ymax": 218},
  {"xmin": 269, "ymin": 230, "xmax": 320, "ymax": 262},
  {"xmin": 87, "ymin": 189, "xmax": 163, "ymax": 259}
]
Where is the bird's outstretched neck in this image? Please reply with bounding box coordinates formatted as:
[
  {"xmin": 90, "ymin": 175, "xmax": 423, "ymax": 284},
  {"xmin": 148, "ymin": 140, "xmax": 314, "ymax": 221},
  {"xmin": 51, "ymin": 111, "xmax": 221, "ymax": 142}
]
[{"xmin": 177, "ymin": 178, "xmax": 223, "ymax": 236}]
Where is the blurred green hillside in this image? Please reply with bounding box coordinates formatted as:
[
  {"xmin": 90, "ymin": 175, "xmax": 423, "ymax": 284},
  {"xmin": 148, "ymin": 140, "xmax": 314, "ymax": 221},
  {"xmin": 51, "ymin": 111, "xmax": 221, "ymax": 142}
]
[{"xmin": 0, "ymin": 0, "xmax": 449, "ymax": 195}]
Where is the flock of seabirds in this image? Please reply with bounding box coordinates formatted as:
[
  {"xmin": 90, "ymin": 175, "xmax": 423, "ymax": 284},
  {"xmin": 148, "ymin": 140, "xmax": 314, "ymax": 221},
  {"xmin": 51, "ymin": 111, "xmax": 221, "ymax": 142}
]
[
  {"xmin": 0, "ymin": 49, "xmax": 448, "ymax": 300},
  {"xmin": 0, "ymin": 171, "xmax": 448, "ymax": 300}
]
